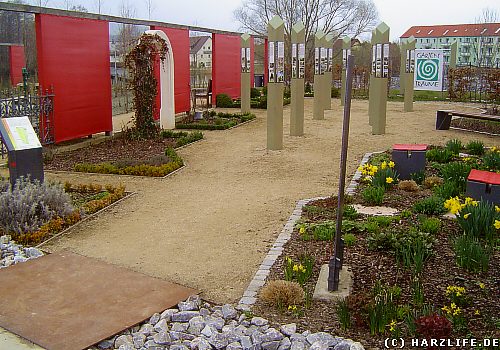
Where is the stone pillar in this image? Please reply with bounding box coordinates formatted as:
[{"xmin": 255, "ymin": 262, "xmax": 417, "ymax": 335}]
[
  {"xmin": 404, "ymin": 36, "xmax": 416, "ymax": 112},
  {"xmin": 399, "ymin": 38, "xmax": 407, "ymax": 95},
  {"xmin": 241, "ymin": 33, "xmax": 251, "ymax": 114},
  {"xmin": 324, "ymin": 34, "xmax": 334, "ymax": 110},
  {"xmin": 370, "ymin": 22, "xmax": 390, "ymax": 135},
  {"xmin": 267, "ymin": 15, "xmax": 285, "ymax": 150},
  {"xmin": 313, "ymin": 30, "xmax": 325, "ymax": 120},
  {"xmin": 340, "ymin": 36, "xmax": 351, "ymax": 106},
  {"xmin": 368, "ymin": 29, "xmax": 376, "ymax": 126},
  {"xmin": 450, "ymin": 40, "xmax": 457, "ymax": 69},
  {"xmin": 290, "ymin": 21, "xmax": 305, "ymax": 136}
]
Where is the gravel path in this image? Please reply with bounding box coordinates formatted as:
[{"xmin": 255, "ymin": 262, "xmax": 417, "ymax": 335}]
[{"xmin": 39, "ymin": 99, "xmax": 498, "ymax": 304}]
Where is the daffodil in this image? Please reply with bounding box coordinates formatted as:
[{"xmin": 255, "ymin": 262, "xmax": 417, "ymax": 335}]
[
  {"xmin": 479, "ymin": 282, "xmax": 485, "ymax": 289},
  {"xmin": 299, "ymin": 226, "xmax": 306, "ymax": 234},
  {"xmin": 463, "ymin": 213, "xmax": 470, "ymax": 219},
  {"xmin": 386, "ymin": 177, "xmax": 394, "ymax": 184},
  {"xmin": 495, "ymin": 220, "xmax": 500, "ymax": 230},
  {"xmin": 381, "ymin": 161, "xmax": 387, "ymax": 169},
  {"xmin": 388, "ymin": 161, "xmax": 395, "ymax": 168},
  {"xmin": 495, "ymin": 206, "xmax": 500, "ymax": 213},
  {"xmin": 474, "ymin": 309, "xmax": 480, "ymax": 315},
  {"xmin": 293, "ymin": 264, "xmax": 299, "ymax": 272}
]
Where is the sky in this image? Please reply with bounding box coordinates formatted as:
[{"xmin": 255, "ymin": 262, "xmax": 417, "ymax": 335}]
[{"xmin": 38, "ymin": 0, "xmax": 500, "ymax": 40}]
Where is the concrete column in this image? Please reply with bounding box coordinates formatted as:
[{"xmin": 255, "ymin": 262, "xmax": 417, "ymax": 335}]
[
  {"xmin": 340, "ymin": 36, "xmax": 351, "ymax": 106},
  {"xmin": 290, "ymin": 21, "xmax": 305, "ymax": 136},
  {"xmin": 324, "ymin": 34, "xmax": 334, "ymax": 110},
  {"xmin": 399, "ymin": 38, "xmax": 407, "ymax": 95},
  {"xmin": 404, "ymin": 36, "xmax": 416, "ymax": 112},
  {"xmin": 241, "ymin": 33, "xmax": 251, "ymax": 114},
  {"xmin": 313, "ymin": 30, "xmax": 325, "ymax": 120},
  {"xmin": 370, "ymin": 22, "xmax": 390, "ymax": 135},
  {"xmin": 267, "ymin": 15, "xmax": 285, "ymax": 150},
  {"xmin": 368, "ymin": 29, "xmax": 376, "ymax": 126},
  {"xmin": 450, "ymin": 40, "xmax": 457, "ymax": 69}
]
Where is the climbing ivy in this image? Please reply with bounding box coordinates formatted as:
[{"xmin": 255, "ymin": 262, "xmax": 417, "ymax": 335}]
[{"xmin": 125, "ymin": 33, "xmax": 168, "ymax": 139}]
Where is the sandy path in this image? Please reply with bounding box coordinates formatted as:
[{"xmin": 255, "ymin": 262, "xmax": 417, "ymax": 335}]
[{"xmin": 40, "ymin": 99, "xmax": 498, "ymax": 304}]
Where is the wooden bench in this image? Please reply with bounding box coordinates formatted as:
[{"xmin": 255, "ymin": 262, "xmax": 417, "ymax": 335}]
[{"xmin": 436, "ymin": 110, "xmax": 500, "ymax": 130}]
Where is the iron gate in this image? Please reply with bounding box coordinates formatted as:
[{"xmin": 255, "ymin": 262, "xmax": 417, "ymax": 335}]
[{"xmin": 0, "ymin": 86, "xmax": 54, "ymax": 158}]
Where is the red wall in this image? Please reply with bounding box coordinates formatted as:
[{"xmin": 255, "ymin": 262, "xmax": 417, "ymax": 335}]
[
  {"xmin": 36, "ymin": 14, "xmax": 112, "ymax": 143},
  {"xmin": 212, "ymin": 34, "xmax": 240, "ymax": 102},
  {"xmin": 151, "ymin": 26, "xmax": 190, "ymax": 115},
  {"xmin": 8, "ymin": 45, "xmax": 25, "ymax": 86}
]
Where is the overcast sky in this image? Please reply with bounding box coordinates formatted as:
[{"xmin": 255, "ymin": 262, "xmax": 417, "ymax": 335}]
[{"xmin": 44, "ymin": 0, "xmax": 499, "ymax": 40}]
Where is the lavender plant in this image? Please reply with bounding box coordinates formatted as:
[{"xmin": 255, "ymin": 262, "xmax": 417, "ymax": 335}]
[{"xmin": 0, "ymin": 177, "xmax": 74, "ymax": 234}]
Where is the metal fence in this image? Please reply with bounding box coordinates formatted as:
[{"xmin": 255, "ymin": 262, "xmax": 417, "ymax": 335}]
[{"xmin": 0, "ymin": 86, "xmax": 54, "ymax": 158}]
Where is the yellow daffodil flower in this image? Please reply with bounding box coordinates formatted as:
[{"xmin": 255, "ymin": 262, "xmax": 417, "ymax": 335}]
[
  {"xmin": 495, "ymin": 220, "xmax": 500, "ymax": 230},
  {"xmin": 388, "ymin": 161, "xmax": 395, "ymax": 168},
  {"xmin": 463, "ymin": 213, "xmax": 470, "ymax": 219},
  {"xmin": 386, "ymin": 177, "xmax": 394, "ymax": 184}
]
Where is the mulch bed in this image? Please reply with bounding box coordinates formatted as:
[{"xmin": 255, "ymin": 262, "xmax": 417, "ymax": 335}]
[
  {"xmin": 253, "ymin": 170, "xmax": 499, "ymax": 349},
  {"xmin": 451, "ymin": 117, "xmax": 500, "ymax": 134},
  {"xmin": 44, "ymin": 137, "xmax": 176, "ymax": 171}
]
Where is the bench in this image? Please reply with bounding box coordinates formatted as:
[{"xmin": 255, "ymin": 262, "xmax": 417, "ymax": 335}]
[{"xmin": 436, "ymin": 110, "xmax": 500, "ymax": 130}]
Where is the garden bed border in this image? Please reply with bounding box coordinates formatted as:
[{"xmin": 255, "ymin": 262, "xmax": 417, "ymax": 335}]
[
  {"xmin": 45, "ymin": 163, "xmax": 187, "ymax": 179},
  {"xmin": 237, "ymin": 151, "xmax": 382, "ymax": 311},
  {"xmin": 36, "ymin": 191, "xmax": 137, "ymax": 250}
]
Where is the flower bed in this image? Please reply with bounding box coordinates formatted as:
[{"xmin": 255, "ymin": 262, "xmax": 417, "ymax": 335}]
[
  {"xmin": 252, "ymin": 139, "xmax": 499, "ymax": 348},
  {"xmin": 0, "ymin": 178, "xmax": 127, "ymax": 246},
  {"xmin": 176, "ymin": 111, "xmax": 256, "ymax": 130},
  {"xmin": 44, "ymin": 131, "xmax": 194, "ymax": 177}
]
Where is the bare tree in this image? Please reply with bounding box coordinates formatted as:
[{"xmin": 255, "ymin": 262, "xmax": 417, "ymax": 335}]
[
  {"xmin": 234, "ymin": 0, "xmax": 378, "ymax": 81},
  {"xmin": 144, "ymin": 0, "xmax": 156, "ymax": 20},
  {"xmin": 92, "ymin": 0, "xmax": 104, "ymax": 14},
  {"xmin": 472, "ymin": 8, "xmax": 499, "ymax": 68}
]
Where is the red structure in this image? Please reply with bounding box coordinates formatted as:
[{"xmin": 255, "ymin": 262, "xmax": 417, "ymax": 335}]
[
  {"xmin": 8, "ymin": 45, "xmax": 25, "ymax": 86},
  {"xmin": 212, "ymin": 34, "xmax": 241, "ymax": 102},
  {"xmin": 151, "ymin": 26, "xmax": 191, "ymax": 115},
  {"xmin": 35, "ymin": 14, "xmax": 112, "ymax": 143}
]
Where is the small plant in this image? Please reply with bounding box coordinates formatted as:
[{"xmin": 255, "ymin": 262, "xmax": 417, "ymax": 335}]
[
  {"xmin": 369, "ymin": 215, "xmax": 393, "ymax": 228},
  {"xmin": 439, "ymin": 161, "xmax": 472, "ymax": 192},
  {"xmin": 418, "ymin": 217, "xmax": 441, "ymax": 234},
  {"xmin": 400, "ymin": 209, "xmax": 413, "ymax": 219},
  {"xmin": 446, "ymin": 139, "xmax": 463, "ymax": 154},
  {"xmin": 335, "ymin": 298, "xmax": 351, "ymax": 330},
  {"xmin": 362, "ymin": 186, "xmax": 385, "ymax": 206},
  {"xmin": 216, "ymin": 93, "xmax": 234, "ymax": 108},
  {"xmin": 367, "ymin": 230, "xmax": 398, "ymax": 250},
  {"xmin": 453, "ymin": 234, "xmax": 491, "ymax": 273},
  {"xmin": 481, "ymin": 148, "xmax": 500, "ymax": 171},
  {"xmin": 343, "ymin": 233, "xmax": 356, "ymax": 247},
  {"xmin": 367, "ymin": 282, "xmax": 399, "ymax": 335},
  {"xmin": 396, "ymin": 234, "xmax": 432, "ymax": 273},
  {"xmin": 415, "ymin": 314, "xmax": 452, "ymax": 338},
  {"xmin": 260, "ymin": 280, "xmax": 305, "ymax": 309},
  {"xmin": 343, "ymin": 205, "xmax": 358, "ymax": 219},
  {"xmin": 433, "ymin": 181, "xmax": 462, "ymax": 199},
  {"xmin": 423, "ymin": 176, "xmax": 443, "ymax": 189},
  {"xmin": 283, "ymin": 255, "xmax": 314, "ymax": 286},
  {"xmin": 398, "ymin": 180, "xmax": 419, "ymax": 192},
  {"xmin": 412, "ymin": 278, "xmax": 425, "ymax": 306},
  {"xmin": 466, "ymin": 140, "xmax": 485, "ymax": 156},
  {"xmin": 413, "ymin": 196, "xmax": 446, "ymax": 215},
  {"xmin": 445, "ymin": 285, "xmax": 467, "ymax": 306},
  {"xmin": 410, "ymin": 170, "xmax": 426, "ymax": 185},
  {"xmin": 426, "ymin": 148, "xmax": 454, "ymax": 163},
  {"xmin": 173, "ymin": 131, "xmax": 204, "ymax": 147},
  {"xmin": 441, "ymin": 302, "xmax": 468, "ymax": 332}
]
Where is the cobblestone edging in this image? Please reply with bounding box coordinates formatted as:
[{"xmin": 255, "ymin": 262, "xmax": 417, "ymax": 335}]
[{"xmin": 238, "ymin": 152, "xmax": 379, "ymax": 310}]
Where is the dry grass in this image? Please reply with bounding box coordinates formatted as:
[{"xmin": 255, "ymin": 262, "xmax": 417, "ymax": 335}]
[
  {"xmin": 423, "ymin": 176, "xmax": 444, "ymax": 189},
  {"xmin": 259, "ymin": 280, "xmax": 305, "ymax": 308},
  {"xmin": 398, "ymin": 180, "xmax": 420, "ymax": 192}
]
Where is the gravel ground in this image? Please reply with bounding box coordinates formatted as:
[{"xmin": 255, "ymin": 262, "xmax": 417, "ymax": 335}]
[{"xmin": 34, "ymin": 99, "xmax": 498, "ymax": 304}]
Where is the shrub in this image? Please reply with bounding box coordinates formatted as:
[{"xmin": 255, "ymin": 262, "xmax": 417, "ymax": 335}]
[
  {"xmin": 481, "ymin": 149, "xmax": 500, "ymax": 172},
  {"xmin": 175, "ymin": 131, "xmax": 204, "ymax": 147},
  {"xmin": 368, "ymin": 215, "xmax": 393, "ymax": 228},
  {"xmin": 362, "ymin": 186, "xmax": 385, "ymax": 205},
  {"xmin": 415, "ymin": 314, "xmax": 452, "ymax": 338},
  {"xmin": 426, "ymin": 148, "xmax": 454, "ymax": 163},
  {"xmin": 413, "ymin": 196, "xmax": 446, "ymax": 215},
  {"xmin": 466, "ymin": 140, "xmax": 485, "ymax": 156},
  {"xmin": 312, "ymin": 222, "xmax": 335, "ymax": 241},
  {"xmin": 260, "ymin": 280, "xmax": 304, "ymax": 308},
  {"xmin": 367, "ymin": 230, "xmax": 398, "ymax": 250},
  {"xmin": 343, "ymin": 233, "xmax": 356, "ymax": 247},
  {"xmin": 445, "ymin": 139, "xmax": 463, "ymax": 155},
  {"xmin": 0, "ymin": 177, "xmax": 74, "ymax": 235},
  {"xmin": 423, "ymin": 176, "xmax": 443, "ymax": 189},
  {"xmin": 331, "ymin": 87, "xmax": 340, "ymax": 98},
  {"xmin": 304, "ymin": 82, "xmax": 312, "ymax": 93},
  {"xmin": 216, "ymin": 93, "xmax": 234, "ymax": 108},
  {"xmin": 160, "ymin": 130, "xmax": 188, "ymax": 139},
  {"xmin": 418, "ymin": 217, "xmax": 442, "ymax": 234},
  {"xmin": 398, "ymin": 180, "xmax": 419, "ymax": 192},
  {"xmin": 250, "ymin": 87, "xmax": 261, "ymax": 98},
  {"xmin": 454, "ymin": 234, "xmax": 491, "ymax": 272}
]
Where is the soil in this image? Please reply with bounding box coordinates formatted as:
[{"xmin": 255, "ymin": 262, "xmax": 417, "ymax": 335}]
[
  {"xmin": 44, "ymin": 136, "xmax": 176, "ymax": 171},
  {"xmin": 450, "ymin": 118, "xmax": 500, "ymax": 134},
  {"xmin": 30, "ymin": 99, "xmax": 498, "ymax": 306}
]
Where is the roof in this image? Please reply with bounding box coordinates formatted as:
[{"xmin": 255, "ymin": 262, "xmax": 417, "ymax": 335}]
[
  {"xmin": 400, "ymin": 23, "xmax": 500, "ymax": 38},
  {"xmin": 190, "ymin": 36, "xmax": 211, "ymax": 54}
]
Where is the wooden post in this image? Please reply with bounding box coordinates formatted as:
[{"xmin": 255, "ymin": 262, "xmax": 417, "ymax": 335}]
[{"xmin": 340, "ymin": 36, "xmax": 351, "ymax": 107}]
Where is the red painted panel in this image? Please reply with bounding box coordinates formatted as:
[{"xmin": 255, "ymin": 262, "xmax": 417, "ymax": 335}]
[
  {"xmin": 35, "ymin": 14, "xmax": 112, "ymax": 143},
  {"xmin": 250, "ymin": 37, "xmax": 255, "ymax": 88},
  {"xmin": 8, "ymin": 46, "xmax": 25, "ymax": 86},
  {"xmin": 212, "ymin": 34, "xmax": 240, "ymax": 101},
  {"xmin": 264, "ymin": 38, "xmax": 269, "ymax": 86},
  {"xmin": 151, "ymin": 26, "xmax": 191, "ymax": 115}
]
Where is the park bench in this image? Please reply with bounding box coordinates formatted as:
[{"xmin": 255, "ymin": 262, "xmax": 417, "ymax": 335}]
[{"xmin": 435, "ymin": 110, "xmax": 500, "ymax": 130}]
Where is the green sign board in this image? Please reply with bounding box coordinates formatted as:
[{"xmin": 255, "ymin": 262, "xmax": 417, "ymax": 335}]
[{"xmin": 414, "ymin": 49, "xmax": 444, "ymax": 91}]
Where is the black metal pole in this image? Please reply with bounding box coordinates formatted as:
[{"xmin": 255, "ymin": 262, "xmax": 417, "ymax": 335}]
[{"xmin": 328, "ymin": 54, "xmax": 355, "ymax": 292}]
